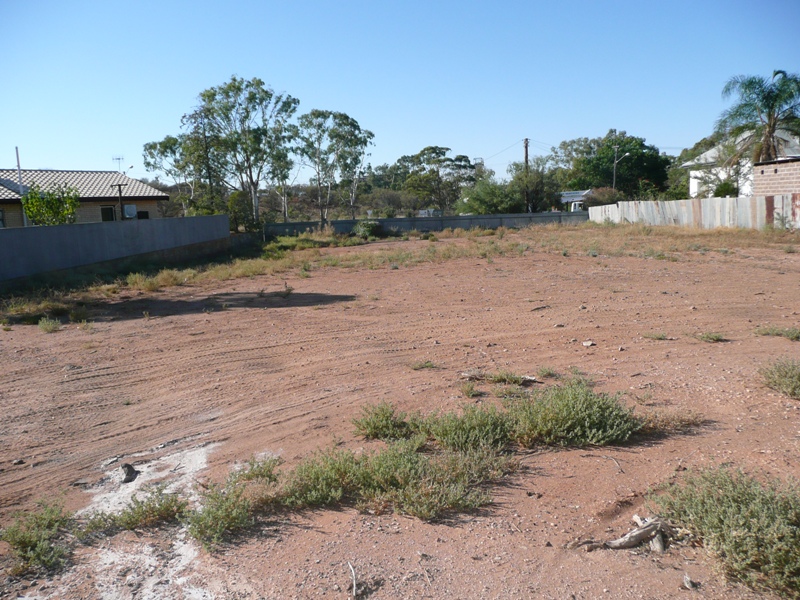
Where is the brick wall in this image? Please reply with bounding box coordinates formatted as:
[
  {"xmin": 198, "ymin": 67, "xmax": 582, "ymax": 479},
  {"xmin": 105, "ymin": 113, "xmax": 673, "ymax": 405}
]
[{"xmin": 753, "ymin": 158, "xmax": 800, "ymax": 196}]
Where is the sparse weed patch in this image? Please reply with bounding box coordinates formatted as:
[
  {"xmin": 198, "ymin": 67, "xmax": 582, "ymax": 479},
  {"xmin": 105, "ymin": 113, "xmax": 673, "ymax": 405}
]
[
  {"xmin": 643, "ymin": 332, "xmax": 668, "ymax": 340},
  {"xmin": 505, "ymin": 379, "xmax": 640, "ymax": 447},
  {"xmin": 536, "ymin": 366, "xmax": 559, "ymax": 379},
  {"xmin": 760, "ymin": 358, "xmax": 800, "ymax": 399},
  {"xmin": 460, "ymin": 381, "xmax": 480, "ymax": 398},
  {"xmin": 425, "ymin": 404, "xmax": 511, "ymax": 452},
  {"xmin": 698, "ymin": 332, "xmax": 726, "ymax": 343},
  {"xmin": 1, "ymin": 500, "xmax": 72, "ymax": 573},
  {"xmin": 651, "ymin": 467, "xmax": 800, "ymax": 597},
  {"xmin": 186, "ymin": 482, "xmax": 253, "ymax": 549},
  {"xmin": 38, "ymin": 317, "xmax": 61, "ymax": 333},
  {"xmin": 411, "ymin": 360, "xmax": 436, "ymax": 370},
  {"xmin": 757, "ymin": 326, "xmax": 800, "ymax": 342},
  {"xmin": 637, "ymin": 410, "xmax": 704, "ymax": 436},
  {"xmin": 353, "ymin": 402, "xmax": 412, "ymax": 440}
]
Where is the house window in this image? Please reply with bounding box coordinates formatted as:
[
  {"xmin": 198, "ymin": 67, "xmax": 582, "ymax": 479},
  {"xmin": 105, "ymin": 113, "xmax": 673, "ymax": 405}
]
[
  {"xmin": 137, "ymin": 211, "xmax": 150, "ymax": 220},
  {"xmin": 0, "ymin": 208, "xmax": 5, "ymax": 228},
  {"xmin": 101, "ymin": 206, "xmax": 116, "ymax": 222}
]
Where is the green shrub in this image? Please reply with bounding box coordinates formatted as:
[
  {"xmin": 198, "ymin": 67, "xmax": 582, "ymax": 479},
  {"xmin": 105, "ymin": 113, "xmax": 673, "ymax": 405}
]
[
  {"xmin": 761, "ymin": 358, "xmax": 800, "ymax": 399},
  {"xmin": 426, "ymin": 404, "xmax": 511, "ymax": 452},
  {"xmin": 114, "ymin": 486, "xmax": 187, "ymax": 530},
  {"xmin": 1, "ymin": 500, "xmax": 71, "ymax": 572},
  {"xmin": 506, "ymin": 380, "xmax": 640, "ymax": 447},
  {"xmin": 410, "ymin": 360, "xmax": 436, "ymax": 370},
  {"xmin": 698, "ymin": 332, "xmax": 726, "ymax": 343},
  {"xmin": 353, "ymin": 401, "xmax": 412, "ymax": 440},
  {"xmin": 38, "ymin": 317, "xmax": 61, "ymax": 333},
  {"xmin": 757, "ymin": 326, "xmax": 800, "ymax": 342},
  {"xmin": 186, "ymin": 482, "xmax": 252, "ymax": 549},
  {"xmin": 352, "ymin": 220, "xmax": 382, "ymax": 239},
  {"xmin": 651, "ymin": 467, "xmax": 800, "ymax": 597},
  {"xmin": 281, "ymin": 448, "xmax": 360, "ymax": 508}
]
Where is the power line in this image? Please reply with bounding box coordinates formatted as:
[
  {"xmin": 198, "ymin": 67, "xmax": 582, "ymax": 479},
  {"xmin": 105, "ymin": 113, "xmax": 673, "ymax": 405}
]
[{"xmin": 484, "ymin": 139, "xmax": 524, "ymax": 160}]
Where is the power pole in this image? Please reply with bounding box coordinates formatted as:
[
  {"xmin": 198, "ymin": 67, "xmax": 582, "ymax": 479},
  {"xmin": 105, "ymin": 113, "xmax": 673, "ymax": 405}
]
[
  {"xmin": 524, "ymin": 138, "xmax": 531, "ymax": 212},
  {"xmin": 110, "ymin": 183, "xmax": 128, "ymax": 220}
]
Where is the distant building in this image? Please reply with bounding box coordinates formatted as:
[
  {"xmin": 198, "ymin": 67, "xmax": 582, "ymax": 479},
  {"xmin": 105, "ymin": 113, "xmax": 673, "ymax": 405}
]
[
  {"xmin": 559, "ymin": 190, "xmax": 591, "ymax": 211},
  {"xmin": 681, "ymin": 132, "xmax": 800, "ymax": 198},
  {"xmin": 0, "ymin": 170, "xmax": 169, "ymax": 228},
  {"xmin": 753, "ymin": 157, "xmax": 800, "ymax": 196}
]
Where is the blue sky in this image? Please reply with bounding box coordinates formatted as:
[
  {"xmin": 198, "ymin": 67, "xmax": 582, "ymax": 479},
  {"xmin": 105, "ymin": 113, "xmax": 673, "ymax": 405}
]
[{"xmin": 2, "ymin": 0, "xmax": 798, "ymax": 182}]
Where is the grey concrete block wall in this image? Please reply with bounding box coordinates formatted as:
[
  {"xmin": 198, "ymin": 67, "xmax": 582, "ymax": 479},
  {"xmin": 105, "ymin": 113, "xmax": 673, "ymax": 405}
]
[
  {"xmin": 264, "ymin": 212, "xmax": 588, "ymax": 237},
  {"xmin": 1, "ymin": 215, "xmax": 229, "ymax": 281}
]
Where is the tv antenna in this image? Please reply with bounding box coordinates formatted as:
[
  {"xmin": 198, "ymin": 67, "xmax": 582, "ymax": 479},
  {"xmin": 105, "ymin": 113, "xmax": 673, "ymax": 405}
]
[{"xmin": 112, "ymin": 156, "xmax": 124, "ymax": 172}]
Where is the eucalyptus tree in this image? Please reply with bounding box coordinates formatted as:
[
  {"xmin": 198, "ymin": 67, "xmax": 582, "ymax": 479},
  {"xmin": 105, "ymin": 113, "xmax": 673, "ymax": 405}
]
[
  {"xmin": 401, "ymin": 146, "xmax": 475, "ymax": 212},
  {"xmin": 295, "ymin": 109, "xmax": 373, "ymax": 223},
  {"xmin": 716, "ymin": 69, "xmax": 800, "ymax": 162},
  {"xmin": 142, "ymin": 134, "xmax": 196, "ymax": 215},
  {"xmin": 194, "ymin": 76, "xmax": 299, "ymax": 221}
]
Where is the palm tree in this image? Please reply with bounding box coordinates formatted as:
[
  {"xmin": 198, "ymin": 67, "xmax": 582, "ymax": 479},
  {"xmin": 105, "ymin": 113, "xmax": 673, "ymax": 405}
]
[{"xmin": 716, "ymin": 70, "xmax": 800, "ymax": 163}]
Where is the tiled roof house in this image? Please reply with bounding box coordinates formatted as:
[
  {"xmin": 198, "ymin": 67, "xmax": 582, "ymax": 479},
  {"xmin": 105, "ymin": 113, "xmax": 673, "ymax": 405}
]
[{"xmin": 0, "ymin": 170, "xmax": 169, "ymax": 228}]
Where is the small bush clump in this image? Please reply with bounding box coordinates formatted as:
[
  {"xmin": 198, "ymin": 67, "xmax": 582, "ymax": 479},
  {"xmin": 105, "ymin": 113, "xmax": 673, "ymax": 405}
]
[
  {"xmin": 186, "ymin": 483, "xmax": 253, "ymax": 549},
  {"xmin": 505, "ymin": 380, "xmax": 640, "ymax": 447},
  {"xmin": 38, "ymin": 317, "xmax": 61, "ymax": 333},
  {"xmin": 1, "ymin": 500, "xmax": 72, "ymax": 573},
  {"xmin": 353, "ymin": 401, "xmax": 412, "ymax": 440},
  {"xmin": 698, "ymin": 332, "xmax": 726, "ymax": 343},
  {"xmin": 425, "ymin": 405, "xmax": 510, "ymax": 452},
  {"xmin": 352, "ymin": 220, "xmax": 382, "ymax": 239},
  {"xmin": 757, "ymin": 326, "xmax": 800, "ymax": 342},
  {"xmin": 651, "ymin": 467, "xmax": 800, "ymax": 597},
  {"xmin": 760, "ymin": 358, "xmax": 800, "ymax": 399}
]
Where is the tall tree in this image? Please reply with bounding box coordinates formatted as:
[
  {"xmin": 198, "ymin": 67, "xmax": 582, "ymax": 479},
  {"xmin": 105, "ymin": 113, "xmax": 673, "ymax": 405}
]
[
  {"xmin": 549, "ymin": 130, "xmax": 670, "ymax": 198},
  {"xmin": 195, "ymin": 76, "xmax": 299, "ymax": 221},
  {"xmin": 142, "ymin": 134, "xmax": 197, "ymax": 215},
  {"xmin": 716, "ymin": 69, "xmax": 800, "ymax": 163},
  {"xmin": 507, "ymin": 156, "xmax": 560, "ymax": 212},
  {"xmin": 401, "ymin": 146, "xmax": 475, "ymax": 212},
  {"xmin": 295, "ymin": 110, "xmax": 371, "ymax": 223}
]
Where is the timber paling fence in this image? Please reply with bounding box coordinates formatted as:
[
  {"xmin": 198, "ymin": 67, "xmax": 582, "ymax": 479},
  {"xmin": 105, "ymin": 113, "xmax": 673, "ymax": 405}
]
[
  {"xmin": 589, "ymin": 194, "xmax": 800, "ymax": 229},
  {"xmin": 263, "ymin": 211, "xmax": 589, "ymax": 237}
]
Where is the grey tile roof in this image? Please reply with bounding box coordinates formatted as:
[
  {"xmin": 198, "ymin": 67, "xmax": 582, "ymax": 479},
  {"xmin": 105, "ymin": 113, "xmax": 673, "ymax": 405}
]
[{"xmin": 0, "ymin": 170, "xmax": 168, "ymax": 202}]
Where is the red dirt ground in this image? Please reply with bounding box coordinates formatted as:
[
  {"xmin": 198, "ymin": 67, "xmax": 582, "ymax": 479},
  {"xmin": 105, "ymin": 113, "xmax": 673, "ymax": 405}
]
[{"xmin": 1, "ymin": 235, "xmax": 799, "ymax": 599}]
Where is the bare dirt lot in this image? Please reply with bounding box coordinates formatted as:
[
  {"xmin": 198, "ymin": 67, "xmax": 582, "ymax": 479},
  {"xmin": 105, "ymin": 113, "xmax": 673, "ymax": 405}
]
[{"xmin": 1, "ymin": 228, "xmax": 799, "ymax": 599}]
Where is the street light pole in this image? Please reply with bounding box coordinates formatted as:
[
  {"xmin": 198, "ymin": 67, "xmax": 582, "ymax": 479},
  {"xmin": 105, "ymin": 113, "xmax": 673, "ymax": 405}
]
[{"xmin": 612, "ymin": 145, "xmax": 630, "ymax": 191}]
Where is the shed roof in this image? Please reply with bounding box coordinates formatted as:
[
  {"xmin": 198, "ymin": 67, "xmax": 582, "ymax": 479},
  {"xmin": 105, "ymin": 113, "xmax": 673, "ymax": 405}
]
[{"xmin": 0, "ymin": 170, "xmax": 168, "ymax": 202}]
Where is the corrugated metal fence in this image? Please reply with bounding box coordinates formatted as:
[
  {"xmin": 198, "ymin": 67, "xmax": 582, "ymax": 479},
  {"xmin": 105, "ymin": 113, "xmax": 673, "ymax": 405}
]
[{"xmin": 590, "ymin": 194, "xmax": 800, "ymax": 229}]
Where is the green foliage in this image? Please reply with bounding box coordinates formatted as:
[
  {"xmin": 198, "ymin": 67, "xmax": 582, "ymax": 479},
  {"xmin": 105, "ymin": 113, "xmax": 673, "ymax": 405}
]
[
  {"xmin": 186, "ymin": 482, "xmax": 253, "ymax": 549},
  {"xmin": 698, "ymin": 332, "xmax": 726, "ymax": 343},
  {"xmin": 713, "ymin": 179, "xmax": 739, "ymax": 198},
  {"xmin": 84, "ymin": 485, "xmax": 188, "ymax": 536},
  {"xmin": 1, "ymin": 500, "xmax": 72, "ymax": 573},
  {"xmin": 716, "ymin": 70, "xmax": 800, "ymax": 163},
  {"xmin": 550, "ymin": 130, "xmax": 671, "ymax": 198},
  {"xmin": 410, "ymin": 360, "xmax": 436, "ymax": 370},
  {"xmin": 21, "ymin": 182, "xmax": 80, "ymax": 226},
  {"xmin": 756, "ymin": 326, "xmax": 800, "ymax": 342},
  {"xmin": 425, "ymin": 405, "xmax": 511, "ymax": 452},
  {"xmin": 281, "ymin": 448, "xmax": 360, "ymax": 508},
  {"xmin": 352, "ymin": 219, "xmax": 382, "ymax": 239},
  {"xmin": 38, "ymin": 316, "xmax": 61, "ymax": 333},
  {"xmin": 505, "ymin": 380, "xmax": 640, "ymax": 447},
  {"xmin": 353, "ymin": 401, "xmax": 412, "ymax": 440},
  {"xmin": 585, "ymin": 187, "xmax": 626, "ymax": 207},
  {"xmin": 760, "ymin": 358, "xmax": 800, "ymax": 399},
  {"xmin": 460, "ymin": 176, "xmax": 523, "ymax": 215},
  {"xmin": 652, "ymin": 467, "xmax": 800, "ymax": 597},
  {"xmin": 643, "ymin": 332, "xmax": 668, "ymax": 340}
]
